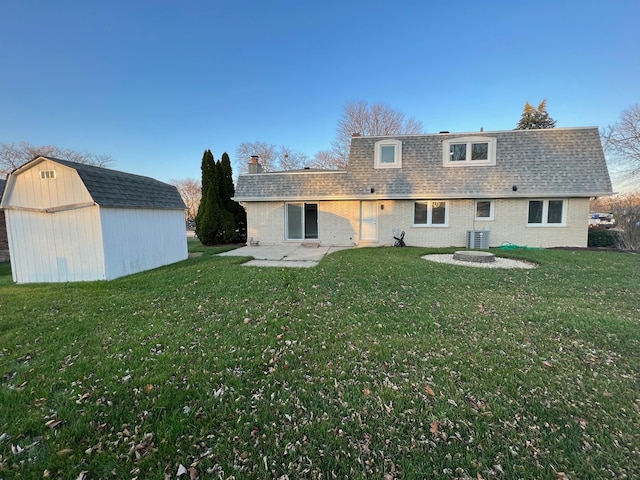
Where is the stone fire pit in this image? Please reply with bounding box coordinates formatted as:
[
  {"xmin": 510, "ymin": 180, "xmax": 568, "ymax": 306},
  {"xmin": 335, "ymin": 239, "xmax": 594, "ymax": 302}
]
[{"xmin": 452, "ymin": 250, "xmax": 496, "ymax": 263}]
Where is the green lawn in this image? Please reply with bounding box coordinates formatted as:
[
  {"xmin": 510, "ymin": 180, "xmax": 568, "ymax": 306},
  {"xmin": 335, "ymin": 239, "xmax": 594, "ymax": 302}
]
[{"xmin": 1, "ymin": 242, "xmax": 639, "ymax": 479}]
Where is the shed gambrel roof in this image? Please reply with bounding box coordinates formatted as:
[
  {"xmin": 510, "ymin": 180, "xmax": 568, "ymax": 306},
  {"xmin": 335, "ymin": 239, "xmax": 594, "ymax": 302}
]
[
  {"xmin": 234, "ymin": 127, "xmax": 613, "ymax": 201},
  {"xmin": 9, "ymin": 157, "xmax": 185, "ymax": 210}
]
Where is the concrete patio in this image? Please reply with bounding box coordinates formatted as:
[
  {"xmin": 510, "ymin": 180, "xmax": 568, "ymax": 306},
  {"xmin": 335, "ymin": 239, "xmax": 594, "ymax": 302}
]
[{"xmin": 217, "ymin": 244, "xmax": 351, "ymax": 267}]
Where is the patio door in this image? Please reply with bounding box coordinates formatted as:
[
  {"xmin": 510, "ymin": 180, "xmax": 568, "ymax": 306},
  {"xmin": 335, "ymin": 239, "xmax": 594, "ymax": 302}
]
[
  {"xmin": 286, "ymin": 203, "xmax": 318, "ymax": 240},
  {"xmin": 360, "ymin": 201, "xmax": 378, "ymax": 241}
]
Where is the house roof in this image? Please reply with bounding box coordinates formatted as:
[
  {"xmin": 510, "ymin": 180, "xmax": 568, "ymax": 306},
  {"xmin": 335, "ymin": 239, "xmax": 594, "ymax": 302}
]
[
  {"xmin": 9, "ymin": 157, "xmax": 186, "ymax": 210},
  {"xmin": 234, "ymin": 127, "xmax": 613, "ymax": 201}
]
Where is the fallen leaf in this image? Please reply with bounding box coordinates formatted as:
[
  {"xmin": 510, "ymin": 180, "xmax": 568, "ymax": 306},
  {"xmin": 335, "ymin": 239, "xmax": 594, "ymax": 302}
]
[
  {"xmin": 57, "ymin": 448, "xmax": 73, "ymax": 456},
  {"xmin": 145, "ymin": 384, "xmax": 154, "ymax": 393},
  {"xmin": 424, "ymin": 385, "xmax": 435, "ymax": 396},
  {"xmin": 555, "ymin": 472, "xmax": 570, "ymax": 480},
  {"xmin": 76, "ymin": 392, "xmax": 91, "ymax": 404},
  {"xmin": 189, "ymin": 466, "xmax": 199, "ymax": 480},
  {"xmin": 430, "ymin": 420, "xmax": 439, "ymax": 436},
  {"xmin": 363, "ymin": 388, "xmax": 371, "ymax": 396},
  {"xmin": 177, "ymin": 464, "xmax": 188, "ymax": 476},
  {"xmin": 45, "ymin": 419, "xmax": 63, "ymax": 429},
  {"xmin": 542, "ymin": 360, "xmax": 554, "ymax": 368},
  {"xmin": 76, "ymin": 471, "xmax": 88, "ymax": 480},
  {"xmin": 477, "ymin": 473, "xmax": 484, "ymax": 480}
]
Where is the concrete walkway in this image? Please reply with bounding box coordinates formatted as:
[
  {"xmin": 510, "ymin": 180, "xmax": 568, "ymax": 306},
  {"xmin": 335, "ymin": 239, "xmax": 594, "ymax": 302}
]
[{"xmin": 217, "ymin": 244, "xmax": 351, "ymax": 267}]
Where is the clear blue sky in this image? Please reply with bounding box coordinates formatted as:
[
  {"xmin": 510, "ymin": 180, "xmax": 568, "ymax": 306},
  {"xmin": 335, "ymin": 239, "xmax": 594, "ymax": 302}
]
[{"xmin": 1, "ymin": 0, "xmax": 638, "ymax": 187}]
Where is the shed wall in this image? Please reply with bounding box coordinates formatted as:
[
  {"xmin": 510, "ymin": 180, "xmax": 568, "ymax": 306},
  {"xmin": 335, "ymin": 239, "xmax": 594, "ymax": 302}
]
[
  {"xmin": 0, "ymin": 211, "xmax": 8, "ymax": 262},
  {"xmin": 5, "ymin": 160, "xmax": 93, "ymax": 210},
  {"xmin": 5, "ymin": 206, "xmax": 105, "ymax": 283},
  {"xmin": 100, "ymin": 208, "xmax": 188, "ymax": 280}
]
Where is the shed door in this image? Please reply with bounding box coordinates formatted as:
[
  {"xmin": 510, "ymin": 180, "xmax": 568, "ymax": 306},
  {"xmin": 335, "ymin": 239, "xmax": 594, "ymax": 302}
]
[{"xmin": 360, "ymin": 201, "xmax": 378, "ymax": 241}]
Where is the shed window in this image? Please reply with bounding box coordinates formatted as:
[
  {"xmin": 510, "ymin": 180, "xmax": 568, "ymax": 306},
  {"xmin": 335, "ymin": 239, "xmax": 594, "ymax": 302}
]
[{"xmin": 40, "ymin": 170, "xmax": 56, "ymax": 179}]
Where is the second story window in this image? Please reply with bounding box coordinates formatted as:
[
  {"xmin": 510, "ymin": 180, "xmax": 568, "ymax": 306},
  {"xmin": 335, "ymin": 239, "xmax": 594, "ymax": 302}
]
[
  {"xmin": 374, "ymin": 139, "xmax": 402, "ymax": 169},
  {"xmin": 443, "ymin": 136, "xmax": 496, "ymax": 166}
]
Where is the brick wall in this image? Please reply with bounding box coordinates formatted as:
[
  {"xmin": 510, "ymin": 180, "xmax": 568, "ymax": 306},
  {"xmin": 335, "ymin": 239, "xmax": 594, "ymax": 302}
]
[{"xmin": 244, "ymin": 198, "xmax": 590, "ymax": 248}]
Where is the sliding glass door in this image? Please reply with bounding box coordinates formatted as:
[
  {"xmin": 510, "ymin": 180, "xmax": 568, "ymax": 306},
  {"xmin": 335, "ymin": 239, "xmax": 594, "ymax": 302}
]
[{"xmin": 286, "ymin": 203, "xmax": 318, "ymax": 240}]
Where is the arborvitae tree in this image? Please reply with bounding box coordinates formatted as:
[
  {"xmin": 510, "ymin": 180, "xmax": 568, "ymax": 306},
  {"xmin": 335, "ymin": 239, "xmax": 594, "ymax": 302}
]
[
  {"xmin": 516, "ymin": 99, "xmax": 557, "ymax": 129},
  {"xmin": 196, "ymin": 150, "xmax": 246, "ymax": 244},
  {"xmin": 219, "ymin": 152, "xmax": 246, "ymax": 237},
  {"xmin": 195, "ymin": 149, "xmax": 225, "ymax": 245}
]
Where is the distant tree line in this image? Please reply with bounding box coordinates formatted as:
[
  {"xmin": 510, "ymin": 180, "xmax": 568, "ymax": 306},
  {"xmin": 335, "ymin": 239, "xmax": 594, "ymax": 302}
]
[
  {"xmin": 0, "ymin": 141, "xmax": 113, "ymax": 176},
  {"xmin": 195, "ymin": 150, "xmax": 245, "ymax": 245},
  {"xmin": 236, "ymin": 100, "xmax": 424, "ymax": 173}
]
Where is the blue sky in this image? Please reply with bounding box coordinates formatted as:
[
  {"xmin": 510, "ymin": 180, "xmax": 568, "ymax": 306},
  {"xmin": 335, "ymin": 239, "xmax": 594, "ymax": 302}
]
[{"xmin": 1, "ymin": 0, "xmax": 638, "ymax": 188}]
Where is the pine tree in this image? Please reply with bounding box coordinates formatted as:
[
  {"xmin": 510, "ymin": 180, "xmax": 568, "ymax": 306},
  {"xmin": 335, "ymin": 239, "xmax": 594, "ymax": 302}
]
[
  {"xmin": 195, "ymin": 150, "xmax": 225, "ymax": 245},
  {"xmin": 195, "ymin": 149, "xmax": 247, "ymax": 244},
  {"xmin": 219, "ymin": 152, "xmax": 246, "ymax": 239},
  {"xmin": 516, "ymin": 100, "xmax": 557, "ymax": 129}
]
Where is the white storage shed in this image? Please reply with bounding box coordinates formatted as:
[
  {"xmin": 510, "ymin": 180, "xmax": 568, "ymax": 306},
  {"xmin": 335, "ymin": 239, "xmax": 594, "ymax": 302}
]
[{"xmin": 0, "ymin": 156, "xmax": 188, "ymax": 283}]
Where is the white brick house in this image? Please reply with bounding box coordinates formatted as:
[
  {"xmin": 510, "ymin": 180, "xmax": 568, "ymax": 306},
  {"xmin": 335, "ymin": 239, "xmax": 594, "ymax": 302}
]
[{"xmin": 234, "ymin": 128, "xmax": 613, "ymax": 249}]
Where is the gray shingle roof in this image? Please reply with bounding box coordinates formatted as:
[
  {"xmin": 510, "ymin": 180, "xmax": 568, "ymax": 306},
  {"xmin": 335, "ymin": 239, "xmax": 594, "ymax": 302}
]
[
  {"xmin": 39, "ymin": 157, "xmax": 185, "ymax": 209},
  {"xmin": 234, "ymin": 127, "xmax": 613, "ymax": 201}
]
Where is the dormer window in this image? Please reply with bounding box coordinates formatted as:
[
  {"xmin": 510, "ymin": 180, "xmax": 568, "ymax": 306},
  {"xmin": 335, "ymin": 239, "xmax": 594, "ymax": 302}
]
[
  {"xmin": 374, "ymin": 139, "xmax": 402, "ymax": 169},
  {"xmin": 443, "ymin": 136, "xmax": 496, "ymax": 166}
]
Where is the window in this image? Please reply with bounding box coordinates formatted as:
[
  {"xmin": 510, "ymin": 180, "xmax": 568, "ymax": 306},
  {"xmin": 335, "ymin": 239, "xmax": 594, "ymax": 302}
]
[
  {"xmin": 475, "ymin": 200, "xmax": 494, "ymax": 220},
  {"xmin": 528, "ymin": 200, "xmax": 566, "ymax": 226},
  {"xmin": 286, "ymin": 202, "xmax": 318, "ymax": 240},
  {"xmin": 414, "ymin": 201, "xmax": 448, "ymax": 226},
  {"xmin": 374, "ymin": 139, "xmax": 402, "ymax": 168},
  {"xmin": 40, "ymin": 170, "xmax": 56, "ymax": 179},
  {"xmin": 443, "ymin": 137, "xmax": 496, "ymax": 166}
]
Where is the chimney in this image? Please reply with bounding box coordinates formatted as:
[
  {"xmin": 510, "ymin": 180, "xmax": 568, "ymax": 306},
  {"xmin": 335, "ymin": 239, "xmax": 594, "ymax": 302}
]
[
  {"xmin": 248, "ymin": 155, "xmax": 263, "ymax": 174},
  {"xmin": 351, "ymin": 132, "xmax": 361, "ymax": 137}
]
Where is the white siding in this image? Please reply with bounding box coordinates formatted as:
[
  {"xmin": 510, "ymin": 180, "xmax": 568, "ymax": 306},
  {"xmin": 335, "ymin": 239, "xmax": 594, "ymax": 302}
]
[
  {"xmin": 5, "ymin": 160, "xmax": 92, "ymax": 210},
  {"xmin": 6, "ymin": 206, "xmax": 105, "ymax": 283},
  {"xmin": 100, "ymin": 208, "xmax": 188, "ymax": 280}
]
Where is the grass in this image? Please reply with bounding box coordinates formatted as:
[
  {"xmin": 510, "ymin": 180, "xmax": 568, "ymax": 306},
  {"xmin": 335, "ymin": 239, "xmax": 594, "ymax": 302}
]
[{"xmin": 0, "ymin": 240, "xmax": 639, "ymax": 479}]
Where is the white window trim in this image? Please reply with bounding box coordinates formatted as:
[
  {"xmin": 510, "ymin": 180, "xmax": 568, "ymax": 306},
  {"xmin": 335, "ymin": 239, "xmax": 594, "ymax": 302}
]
[
  {"xmin": 285, "ymin": 202, "xmax": 319, "ymax": 240},
  {"xmin": 443, "ymin": 136, "xmax": 497, "ymax": 166},
  {"xmin": 475, "ymin": 199, "xmax": 494, "ymax": 221},
  {"xmin": 527, "ymin": 199, "xmax": 567, "ymax": 227},
  {"xmin": 413, "ymin": 200, "xmax": 449, "ymax": 227},
  {"xmin": 374, "ymin": 139, "xmax": 402, "ymax": 169}
]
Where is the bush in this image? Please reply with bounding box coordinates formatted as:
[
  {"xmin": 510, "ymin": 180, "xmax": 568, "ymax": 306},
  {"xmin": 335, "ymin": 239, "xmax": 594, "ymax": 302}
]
[
  {"xmin": 588, "ymin": 228, "xmax": 619, "ymax": 247},
  {"xmin": 611, "ymin": 207, "xmax": 640, "ymax": 251}
]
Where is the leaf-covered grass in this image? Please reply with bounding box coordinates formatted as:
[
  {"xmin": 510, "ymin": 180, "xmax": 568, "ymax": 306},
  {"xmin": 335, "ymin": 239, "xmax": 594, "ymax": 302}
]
[{"xmin": 1, "ymin": 243, "xmax": 639, "ymax": 479}]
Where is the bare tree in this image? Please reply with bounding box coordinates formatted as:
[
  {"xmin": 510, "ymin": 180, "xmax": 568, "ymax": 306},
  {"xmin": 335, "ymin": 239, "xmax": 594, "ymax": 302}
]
[
  {"xmin": 309, "ymin": 150, "xmax": 342, "ymax": 170},
  {"xmin": 602, "ymin": 104, "xmax": 640, "ymax": 186},
  {"xmin": 278, "ymin": 146, "xmax": 309, "ymax": 171},
  {"xmin": 236, "ymin": 142, "xmax": 310, "ymax": 172},
  {"xmin": 0, "ymin": 141, "xmax": 114, "ymax": 176},
  {"xmin": 331, "ymin": 100, "xmax": 424, "ymax": 168},
  {"xmin": 236, "ymin": 142, "xmax": 278, "ymax": 172},
  {"xmin": 170, "ymin": 178, "xmax": 201, "ymax": 221}
]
